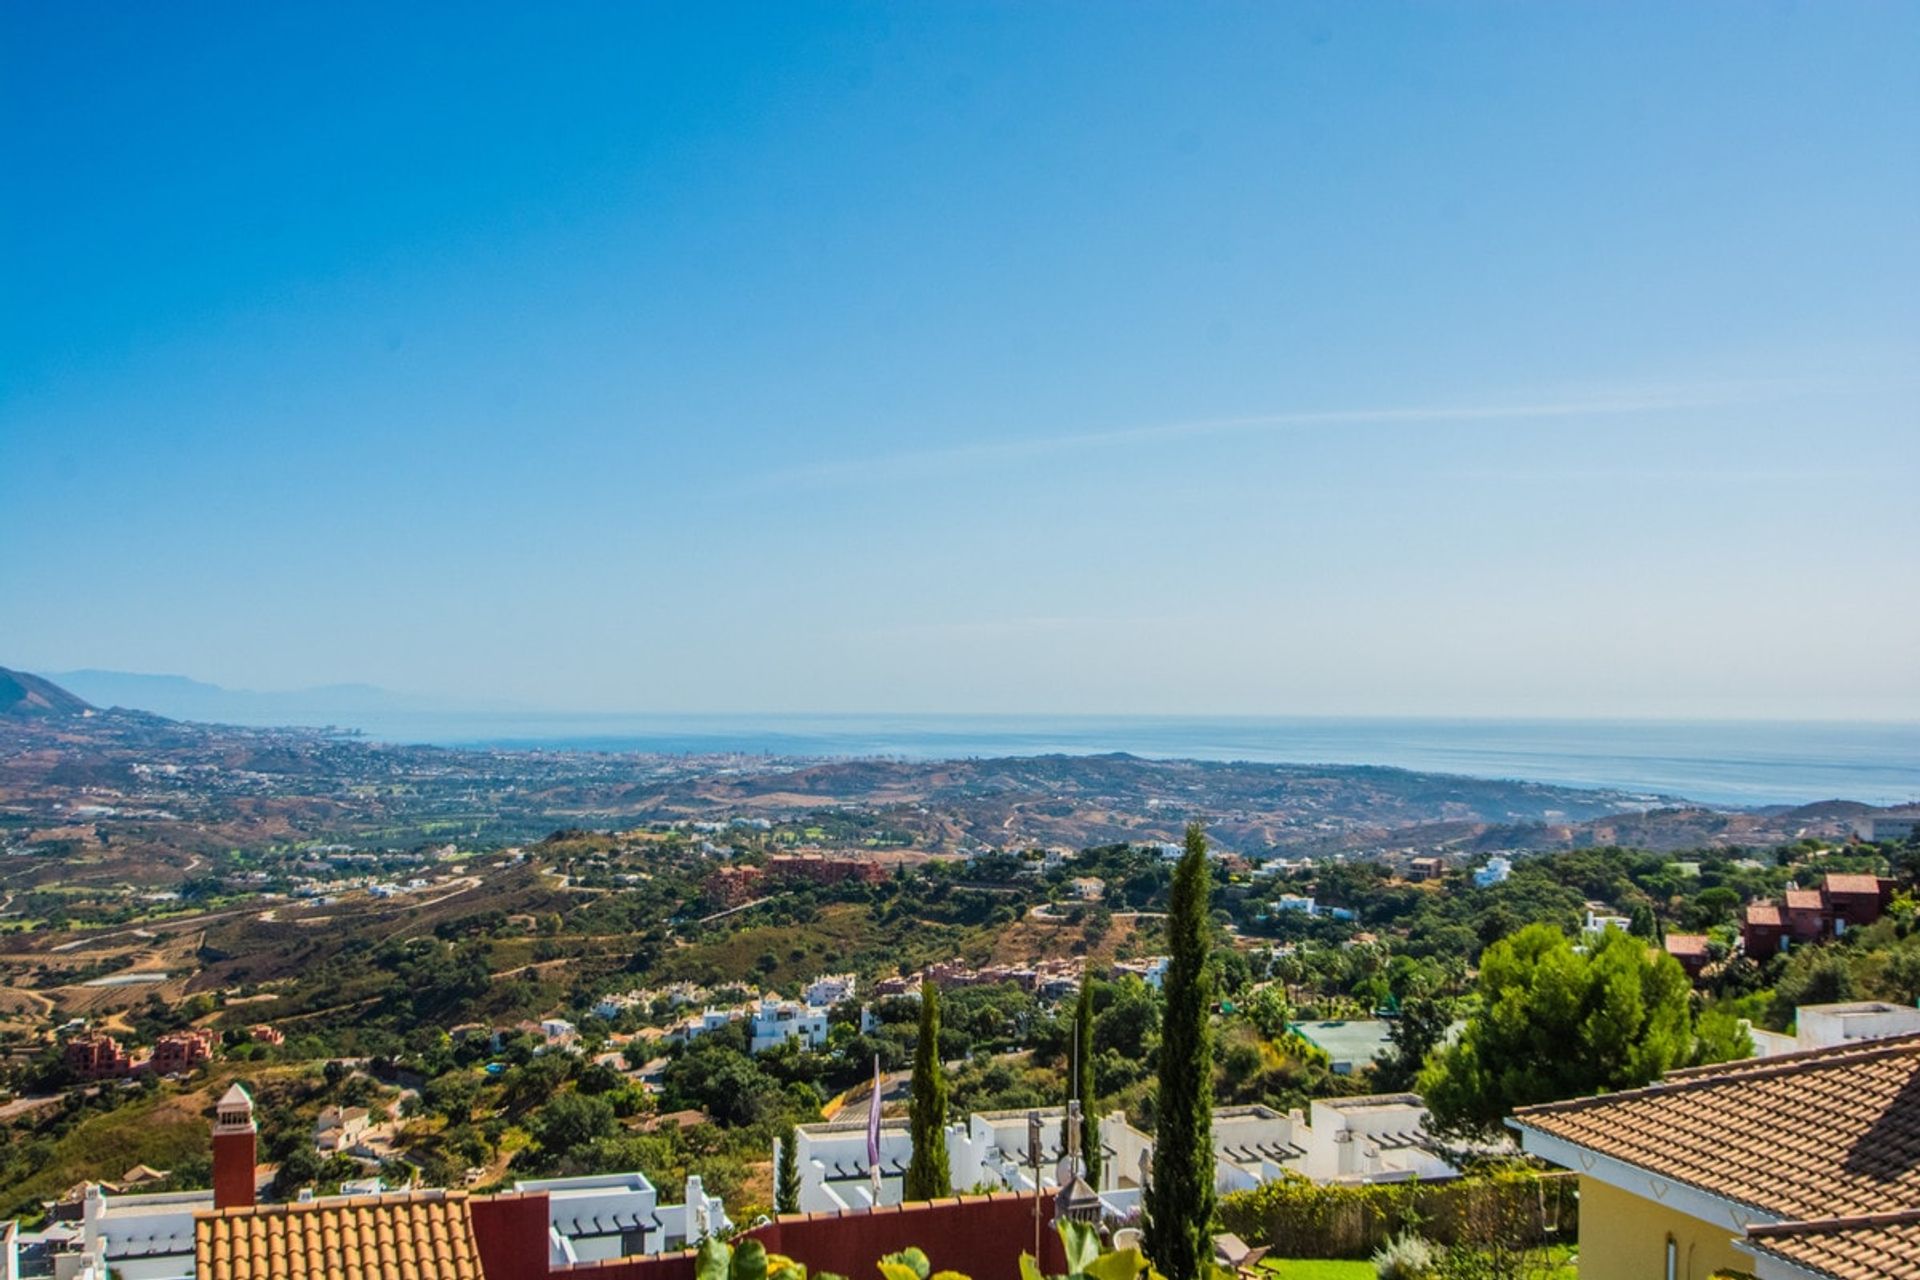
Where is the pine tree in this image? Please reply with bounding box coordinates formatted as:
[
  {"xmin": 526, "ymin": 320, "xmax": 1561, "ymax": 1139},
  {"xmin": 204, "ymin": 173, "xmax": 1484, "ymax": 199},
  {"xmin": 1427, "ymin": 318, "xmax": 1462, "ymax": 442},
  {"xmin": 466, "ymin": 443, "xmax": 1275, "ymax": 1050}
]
[
  {"xmin": 1074, "ymin": 966, "xmax": 1100, "ymax": 1188},
  {"xmin": 1419, "ymin": 923, "xmax": 1692, "ymax": 1139},
  {"xmin": 1145, "ymin": 822, "xmax": 1216, "ymax": 1280},
  {"xmin": 776, "ymin": 1122, "xmax": 801, "ymax": 1214},
  {"xmin": 904, "ymin": 979, "xmax": 951, "ymax": 1200}
]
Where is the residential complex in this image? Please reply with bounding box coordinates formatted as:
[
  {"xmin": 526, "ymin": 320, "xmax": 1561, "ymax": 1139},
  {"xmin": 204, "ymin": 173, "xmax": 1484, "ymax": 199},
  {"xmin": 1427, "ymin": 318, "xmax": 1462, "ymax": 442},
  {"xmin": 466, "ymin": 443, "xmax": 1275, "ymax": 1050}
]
[
  {"xmin": 788, "ymin": 1094, "xmax": 1458, "ymax": 1215},
  {"xmin": 61, "ymin": 1028, "xmax": 216, "ymax": 1082}
]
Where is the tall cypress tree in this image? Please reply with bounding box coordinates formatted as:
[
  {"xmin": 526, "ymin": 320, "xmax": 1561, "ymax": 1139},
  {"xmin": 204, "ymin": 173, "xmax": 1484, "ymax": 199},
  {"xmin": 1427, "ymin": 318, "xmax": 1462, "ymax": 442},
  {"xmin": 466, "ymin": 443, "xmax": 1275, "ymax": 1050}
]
[
  {"xmin": 1074, "ymin": 966, "xmax": 1100, "ymax": 1187},
  {"xmin": 904, "ymin": 979, "xmax": 952, "ymax": 1199},
  {"xmin": 1145, "ymin": 822, "xmax": 1216, "ymax": 1280},
  {"xmin": 776, "ymin": 1122, "xmax": 801, "ymax": 1214}
]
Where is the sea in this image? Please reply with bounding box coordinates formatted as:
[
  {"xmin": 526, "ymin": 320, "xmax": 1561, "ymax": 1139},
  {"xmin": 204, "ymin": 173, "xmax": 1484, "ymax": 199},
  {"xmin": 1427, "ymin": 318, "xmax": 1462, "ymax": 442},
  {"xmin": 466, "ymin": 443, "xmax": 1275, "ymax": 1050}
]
[{"xmin": 319, "ymin": 713, "xmax": 1920, "ymax": 809}]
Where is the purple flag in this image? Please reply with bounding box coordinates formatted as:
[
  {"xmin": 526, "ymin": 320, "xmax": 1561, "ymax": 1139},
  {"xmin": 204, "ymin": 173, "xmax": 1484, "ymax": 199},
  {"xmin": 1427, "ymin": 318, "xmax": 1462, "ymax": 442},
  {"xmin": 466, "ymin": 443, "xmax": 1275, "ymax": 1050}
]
[{"xmin": 866, "ymin": 1053, "xmax": 883, "ymax": 1167}]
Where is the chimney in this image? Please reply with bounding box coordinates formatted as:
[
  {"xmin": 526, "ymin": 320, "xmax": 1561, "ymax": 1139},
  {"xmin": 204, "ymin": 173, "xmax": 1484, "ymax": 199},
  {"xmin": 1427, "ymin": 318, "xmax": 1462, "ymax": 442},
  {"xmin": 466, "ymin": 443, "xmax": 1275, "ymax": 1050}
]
[{"xmin": 212, "ymin": 1084, "xmax": 257, "ymax": 1210}]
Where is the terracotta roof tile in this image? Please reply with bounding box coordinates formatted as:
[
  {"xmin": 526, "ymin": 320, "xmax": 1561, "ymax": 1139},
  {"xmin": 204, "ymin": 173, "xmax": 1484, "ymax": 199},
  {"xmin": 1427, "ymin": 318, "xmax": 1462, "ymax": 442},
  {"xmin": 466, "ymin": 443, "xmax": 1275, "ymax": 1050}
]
[
  {"xmin": 1745, "ymin": 902, "xmax": 1784, "ymax": 926},
  {"xmin": 1663, "ymin": 934, "xmax": 1709, "ymax": 957},
  {"xmin": 1745, "ymin": 1208, "xmax": 1920, "ymax": 1280},
  {"xmin": 1824, "ymin": 874, "xmax": 1885, "ymax": 896},
  {"xmin": 1512, "ymin": 1033, "xmax": 1920, "ymax": 1220},
  {"xmin": 194, "ymin": 1191, "xmax": 483, "ymax": 1280},
  {"xmin": 1785, "ymin": 889, "xmax": 1825, "ymax": 911}
]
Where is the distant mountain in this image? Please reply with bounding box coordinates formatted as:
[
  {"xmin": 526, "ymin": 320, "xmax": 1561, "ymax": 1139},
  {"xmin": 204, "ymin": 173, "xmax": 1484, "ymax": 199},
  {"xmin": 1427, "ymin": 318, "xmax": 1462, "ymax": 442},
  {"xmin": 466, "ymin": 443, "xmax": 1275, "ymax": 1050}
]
[
  {"xmin": 0, "ymin": 667, "xmax": 94, "ymax": 719},
  {"xmin": 42, "ymin": 669, "xmax": 467, "ymax": 727}
]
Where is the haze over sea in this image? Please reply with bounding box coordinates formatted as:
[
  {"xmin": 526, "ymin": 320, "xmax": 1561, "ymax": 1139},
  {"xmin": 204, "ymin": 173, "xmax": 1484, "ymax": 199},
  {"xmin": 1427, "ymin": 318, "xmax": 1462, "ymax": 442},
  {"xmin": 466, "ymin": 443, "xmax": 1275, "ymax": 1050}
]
[{"xmin": 330, "ymin": 713, "xmax": 1920, "ymax": 810}]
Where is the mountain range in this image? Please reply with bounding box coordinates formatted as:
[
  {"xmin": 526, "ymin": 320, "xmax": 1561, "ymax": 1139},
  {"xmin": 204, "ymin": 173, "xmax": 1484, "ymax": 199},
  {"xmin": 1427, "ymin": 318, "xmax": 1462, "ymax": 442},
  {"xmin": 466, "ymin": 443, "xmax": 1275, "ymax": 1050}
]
[{"xmin": 37, "ymin": 668, "xmax": 472, "ymax": 727}]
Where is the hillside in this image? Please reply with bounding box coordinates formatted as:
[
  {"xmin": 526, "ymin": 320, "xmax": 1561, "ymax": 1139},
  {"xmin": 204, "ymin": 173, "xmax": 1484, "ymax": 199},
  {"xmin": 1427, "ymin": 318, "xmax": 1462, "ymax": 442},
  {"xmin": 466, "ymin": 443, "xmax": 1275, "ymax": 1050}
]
[{"xmin": 0, "ymin": 668, "xmax": 93, "ymax": 720}]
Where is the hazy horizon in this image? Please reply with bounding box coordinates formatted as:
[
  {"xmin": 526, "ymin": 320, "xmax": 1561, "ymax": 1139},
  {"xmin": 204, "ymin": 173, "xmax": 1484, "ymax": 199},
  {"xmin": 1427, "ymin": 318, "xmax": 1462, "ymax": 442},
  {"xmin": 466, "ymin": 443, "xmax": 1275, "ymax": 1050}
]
[
  {"xmin": 31, "ymin": 664, "xmax": 1920, "ymax": 727},
  {"xmin": 5, "ymin": 4, "xmax": 1916, "ymax": 719}
]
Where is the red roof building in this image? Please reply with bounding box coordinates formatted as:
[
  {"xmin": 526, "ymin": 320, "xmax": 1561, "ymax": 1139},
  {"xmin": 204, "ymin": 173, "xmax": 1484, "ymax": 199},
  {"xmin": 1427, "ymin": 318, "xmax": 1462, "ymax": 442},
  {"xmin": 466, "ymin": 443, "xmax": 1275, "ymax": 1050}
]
[
  {"xmin": 1663, "ymin": 933, "xmax": 1711, "ymax": 978},
  {"xmin": 152, "ymin": 1028, "xmax": 216, "ymax": 1075},
  {"xmin": 1743, "ymin": 901, "xmax": 1788, "ymax": 958},
  {"xmin": 1784, "ymin": 889, "xmax": 1826, "ymax": 943},
  {"xmin": 1822, "ymin": 874, "xmax": 1892, "ymax": 932},
  {"xmin": 1741, "ymin": 876, "xmax": 1893, "ymax": 958},
  {"xmin": 64, "ymin": 1033, "xmax": 134, "ymax": 1081}
]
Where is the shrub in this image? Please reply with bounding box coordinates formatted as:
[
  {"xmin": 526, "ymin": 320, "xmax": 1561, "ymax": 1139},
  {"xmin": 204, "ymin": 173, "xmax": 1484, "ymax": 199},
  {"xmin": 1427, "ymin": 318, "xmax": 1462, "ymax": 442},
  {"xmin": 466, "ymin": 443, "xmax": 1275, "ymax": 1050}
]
[{"xmin": 1374, "ymin": 1233, "xmax": 1436, "ymax": 1280}]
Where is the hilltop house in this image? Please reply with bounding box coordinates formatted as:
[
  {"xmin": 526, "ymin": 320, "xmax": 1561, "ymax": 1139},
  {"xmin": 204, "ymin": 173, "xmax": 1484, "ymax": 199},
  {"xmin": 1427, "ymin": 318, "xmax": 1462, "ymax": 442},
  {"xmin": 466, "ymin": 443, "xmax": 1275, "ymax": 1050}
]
[
  {"xmin": 1472, "ymin": 856, "xmax": 1512, "ymax": 888},
  {"xmin": 312, "ymin": 1105, "xmax": 371, "ymax": 1155},
  {"xmin": 803, "ymin": 973, "xmax": 857, "ymax": 1008},
  {"xmin": 747, "ymin": 996, "xmax": 831, "ymax": 1054},
  {"xmin": 1512, "ymin": 1031, "xmax": 1920, "ymax": 1280}
]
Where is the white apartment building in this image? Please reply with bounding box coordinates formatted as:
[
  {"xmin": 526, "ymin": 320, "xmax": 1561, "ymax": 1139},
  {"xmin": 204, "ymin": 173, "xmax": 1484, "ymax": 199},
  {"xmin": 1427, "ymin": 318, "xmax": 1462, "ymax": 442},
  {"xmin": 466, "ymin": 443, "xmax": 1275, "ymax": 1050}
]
[
  {"xmin": 804, "ymin": 974, "xmax": 858, "ymax": 1008},
  {"xmin": 513, "ymin": 1172, "xmax": 729, "ymax": 1261},
  {"xmin": 748, "ymin": 997, "xmax": 831, "ymax": 1054},
  {"xmin": 1747, "ymin": 1000, "xmax": 1920, "ymax": 1058}
]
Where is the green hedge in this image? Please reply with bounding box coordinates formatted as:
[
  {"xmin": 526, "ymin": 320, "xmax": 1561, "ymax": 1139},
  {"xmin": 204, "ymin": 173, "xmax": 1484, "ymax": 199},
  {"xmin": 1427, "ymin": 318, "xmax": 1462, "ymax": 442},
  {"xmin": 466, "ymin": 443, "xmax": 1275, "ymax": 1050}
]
[{"xmin": 1216, "ymin": 1168, "xmax": 1578, "ymax": 1260}]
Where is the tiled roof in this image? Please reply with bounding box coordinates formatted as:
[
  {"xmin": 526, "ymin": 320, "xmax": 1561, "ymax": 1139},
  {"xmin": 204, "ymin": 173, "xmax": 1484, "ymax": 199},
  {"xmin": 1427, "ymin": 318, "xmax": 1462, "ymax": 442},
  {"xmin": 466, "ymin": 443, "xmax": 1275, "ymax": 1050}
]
[
  {"xmin": 1663, "ymin": 934, "xmax": 1709, "ymax": 956},
  {"xmin": 1745, "ymin": 902, "xmax": 1784, "ymax": 926},
  {"xmin": 195, "ymin": 1191, "xmax": 483, "ymax": 1280},
  {"xmin": 1824, "ymin": 873, "xmax": 1885, "ymax": 896},
  {"xmin": 1785, "ymin": 889, "xmax": 1825, "ymax": 911},
  {"xmin": 1511, "ymin": 1033, "xmax": 1920, "ymax": 1220},
  {"xmin": 1745, "ymin": 1208, "xmax": 1920, "ymax": 1280}
]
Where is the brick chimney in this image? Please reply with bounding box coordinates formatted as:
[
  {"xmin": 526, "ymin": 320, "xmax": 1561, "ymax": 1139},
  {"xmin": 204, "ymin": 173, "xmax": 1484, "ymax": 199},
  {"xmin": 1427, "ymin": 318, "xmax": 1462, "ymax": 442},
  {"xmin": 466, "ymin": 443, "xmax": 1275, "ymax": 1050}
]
[{"xmin": 212, "ymin": 1083, "xmax": 257, "ymax": 1210}]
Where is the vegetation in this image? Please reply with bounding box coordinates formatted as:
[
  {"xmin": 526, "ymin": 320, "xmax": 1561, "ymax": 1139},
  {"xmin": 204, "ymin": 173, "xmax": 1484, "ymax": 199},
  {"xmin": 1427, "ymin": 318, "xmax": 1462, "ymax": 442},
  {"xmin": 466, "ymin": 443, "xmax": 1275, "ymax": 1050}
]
[
  {"xmin": 1218, "ymin": 1168, "xmax": 1578, "ymax": 1262},
  {"xmin": 1023, "ymin": 1219, "xmax": 1160, "ymax": 1280},
  {"xmin": 5, "ymin": 783, "xmax": 1914, "ymax": 1235},
  {"xmin": 904, "ymin": 980, "xmax": 952, "ymax": 1201},
  {"xmin": 1072, "ymin": 969, "xmax": 1099, "ymax": 1187},
  {"xmin": 1419, "ymin": 925, "xmax": 1700, "ymax": 1139},
  {"xmin": 1144, "ymin": 822, "xmax": 1216, "ymax": 1280},
  {"xmin": 777, "ymin": 1122, "xmax": 801, "ymax": 1214}
]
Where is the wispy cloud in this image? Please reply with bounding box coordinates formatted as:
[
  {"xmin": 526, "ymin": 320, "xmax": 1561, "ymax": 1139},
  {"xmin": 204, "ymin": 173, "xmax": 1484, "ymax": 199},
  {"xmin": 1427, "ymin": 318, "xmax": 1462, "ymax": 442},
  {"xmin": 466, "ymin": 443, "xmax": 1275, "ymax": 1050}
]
[
  {"xmin": 748, "ymin": 383, "xmax": 1765, "ymax": 491},
  {"xmin": 1445, "ymin": 466, "xmax": 1867, "ymax": 486}
]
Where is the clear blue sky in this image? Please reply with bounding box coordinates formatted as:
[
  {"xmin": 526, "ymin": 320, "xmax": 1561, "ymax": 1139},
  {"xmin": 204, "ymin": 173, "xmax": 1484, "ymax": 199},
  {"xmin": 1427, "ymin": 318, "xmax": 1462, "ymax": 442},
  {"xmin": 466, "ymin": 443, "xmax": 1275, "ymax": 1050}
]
[{"xmin": 3, "ymin": 3, "xmax": 1916, "ymax": 717}]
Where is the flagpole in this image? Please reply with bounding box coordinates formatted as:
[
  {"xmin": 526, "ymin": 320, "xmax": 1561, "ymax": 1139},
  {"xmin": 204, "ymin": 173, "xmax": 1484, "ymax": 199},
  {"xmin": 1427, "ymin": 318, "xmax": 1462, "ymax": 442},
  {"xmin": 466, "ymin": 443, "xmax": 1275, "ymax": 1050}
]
[{"xmin": 867, "ymin": 1053, "xmax": 884, "ymax": 1209}]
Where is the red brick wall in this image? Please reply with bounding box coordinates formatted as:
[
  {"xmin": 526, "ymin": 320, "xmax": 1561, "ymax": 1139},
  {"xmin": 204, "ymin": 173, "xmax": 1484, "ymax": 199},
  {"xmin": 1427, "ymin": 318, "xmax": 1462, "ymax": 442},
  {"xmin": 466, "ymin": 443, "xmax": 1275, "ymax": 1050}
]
[
  {"xmin": 212, "ymin": 1130, "xmax": 256, "ymax": 1211},
  {"xmin": 476, "ymin": 1193, "xmax": 1071, "ymax": 1280},
  {"xmin": 472, "ymin": 1191, "xmax": 559, "ymax": 1280}
]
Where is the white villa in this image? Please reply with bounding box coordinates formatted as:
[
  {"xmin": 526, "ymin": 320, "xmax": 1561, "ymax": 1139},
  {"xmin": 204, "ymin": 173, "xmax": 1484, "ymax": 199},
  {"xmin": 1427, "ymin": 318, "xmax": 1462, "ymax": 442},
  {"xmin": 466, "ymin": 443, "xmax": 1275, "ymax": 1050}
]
[
  {"xmin": 804, "ymin": 973, "xmax": 858, "ymax": 1008},
  {"xmin": 747, "ymin": 996, "xmax": 832, "ymax": 1054}
]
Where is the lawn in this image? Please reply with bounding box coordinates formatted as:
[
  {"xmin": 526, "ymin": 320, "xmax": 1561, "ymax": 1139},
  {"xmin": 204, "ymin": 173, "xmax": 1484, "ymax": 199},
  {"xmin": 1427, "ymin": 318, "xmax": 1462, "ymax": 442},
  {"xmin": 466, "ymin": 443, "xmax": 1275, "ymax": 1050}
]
[
  {"xmin": 1257, "ymin": 1262, "xmax": 1373, "ymax": 1280},
  {"xmin": 1256, "ymin": 1245, "xmax": 1577, "ymax": 1280}
]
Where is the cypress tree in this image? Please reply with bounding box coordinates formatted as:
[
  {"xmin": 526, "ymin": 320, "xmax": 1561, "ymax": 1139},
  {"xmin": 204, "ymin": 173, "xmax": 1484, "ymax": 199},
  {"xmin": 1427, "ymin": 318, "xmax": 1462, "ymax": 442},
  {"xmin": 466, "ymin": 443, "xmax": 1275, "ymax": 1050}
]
[
  {"xmin": 776, "ymin": 1123, "xmax": 801, "ymax": 1214},
  {"xmin": 904, "ymin": 979, "xmax": 951, "ymax": 1199},
  {"xmin": 1075, "ymin": 966, "xmax": 1100, "ymax": 1187},
  {"xmin": 1145, "ymin": 822, "xmax": 1216, "ymax": 1280}
]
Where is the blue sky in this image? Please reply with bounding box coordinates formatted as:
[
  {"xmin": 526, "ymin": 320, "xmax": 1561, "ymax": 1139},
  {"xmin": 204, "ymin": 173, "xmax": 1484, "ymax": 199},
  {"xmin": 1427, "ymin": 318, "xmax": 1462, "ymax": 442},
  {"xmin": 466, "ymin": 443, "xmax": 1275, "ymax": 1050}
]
[{"xmin": 3, "ymin": 2, "xmax": 1916, "ymax": 717}]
